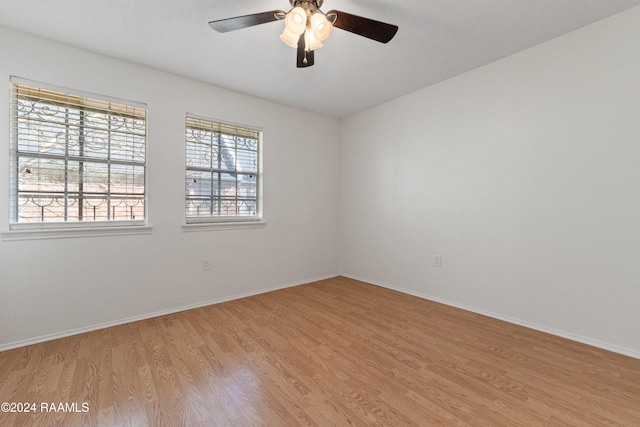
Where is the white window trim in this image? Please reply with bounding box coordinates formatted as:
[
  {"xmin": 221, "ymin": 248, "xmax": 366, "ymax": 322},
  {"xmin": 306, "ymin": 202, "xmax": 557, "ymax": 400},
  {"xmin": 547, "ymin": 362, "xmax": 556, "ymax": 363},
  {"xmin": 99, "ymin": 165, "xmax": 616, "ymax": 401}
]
[
  {"xmin": 8, "ymin": 77, "xmax": 149, "ymax": 237},
  {"xmin": 1, "ymin": 224, "xmax": 153, "ymax": 241},
  {"xmin": 185, "ymin": 113, "xmax": 263, "ymax": 225},
  {"xmin": 181, "ymin": 221, "xmax": 266, "ymax": 232}
]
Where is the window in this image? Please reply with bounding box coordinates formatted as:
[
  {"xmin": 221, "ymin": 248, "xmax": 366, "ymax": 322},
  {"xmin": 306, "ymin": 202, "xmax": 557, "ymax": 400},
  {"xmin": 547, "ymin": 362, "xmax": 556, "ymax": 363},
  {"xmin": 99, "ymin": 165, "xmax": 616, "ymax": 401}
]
[
  {"xmin": 9, "ymin": 78, "xmax": 147, "ymax": 227},
  {"xmin": 185, "ymin": 115, "xmax": 261, "ymax": 223}
]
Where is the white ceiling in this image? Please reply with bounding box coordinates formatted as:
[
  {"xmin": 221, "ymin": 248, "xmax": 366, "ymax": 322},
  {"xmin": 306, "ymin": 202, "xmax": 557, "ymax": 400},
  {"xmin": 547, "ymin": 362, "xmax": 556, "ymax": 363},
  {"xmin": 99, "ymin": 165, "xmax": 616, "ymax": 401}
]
[{"xmin": 1, "ymin": 0, "xmax": 639, "ymax": 118}]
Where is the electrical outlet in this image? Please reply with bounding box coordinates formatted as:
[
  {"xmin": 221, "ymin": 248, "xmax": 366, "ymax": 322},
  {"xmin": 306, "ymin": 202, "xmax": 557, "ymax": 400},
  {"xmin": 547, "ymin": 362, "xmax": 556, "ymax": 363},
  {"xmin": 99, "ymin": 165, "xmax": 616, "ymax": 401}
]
[
  {"xmin": 434, "ymin": 255, "xmax": 441, "ymax": 268},
  {"xmin": 201, "ymin": 258, "xmax": 210, "ymax": 271}
]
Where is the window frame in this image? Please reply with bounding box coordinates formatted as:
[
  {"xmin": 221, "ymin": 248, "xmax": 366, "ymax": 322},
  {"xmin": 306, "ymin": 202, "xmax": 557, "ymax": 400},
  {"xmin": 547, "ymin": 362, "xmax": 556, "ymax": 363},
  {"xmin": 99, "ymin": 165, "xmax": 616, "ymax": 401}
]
[
  {"xmin": 6, "ymin": 77, "xmax": 149, "ymax": 236},
  {"xmin": 184, "ymin": 113, "xmax": 263, "ymax": 226}
]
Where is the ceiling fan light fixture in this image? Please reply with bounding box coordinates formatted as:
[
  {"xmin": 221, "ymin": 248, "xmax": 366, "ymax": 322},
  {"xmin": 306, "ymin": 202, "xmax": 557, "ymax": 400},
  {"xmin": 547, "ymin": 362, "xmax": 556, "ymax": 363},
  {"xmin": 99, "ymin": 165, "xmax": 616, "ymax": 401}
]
[
  {"xmin": 209, "ymin": 0, "xmax": 399, "ymax": 68},
  {"xmin": 284, "ymin": 6, "xmax": 307, "ymax": 35}
]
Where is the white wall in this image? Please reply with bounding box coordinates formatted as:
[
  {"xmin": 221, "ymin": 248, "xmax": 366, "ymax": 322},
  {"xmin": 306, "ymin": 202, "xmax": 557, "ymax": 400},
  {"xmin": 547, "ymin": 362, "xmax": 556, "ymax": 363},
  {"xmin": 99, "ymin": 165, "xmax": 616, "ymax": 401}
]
[
  {"xmin": 3, "ymin": 7, "xmax": 640, "ymax": 359},
  {"xmin": 0, "ymin": 27, "xmax": 341, "ymax": 349},
  {"xmin": 340, "ymin": 7, "xmax": 640, "ymax": 357}
]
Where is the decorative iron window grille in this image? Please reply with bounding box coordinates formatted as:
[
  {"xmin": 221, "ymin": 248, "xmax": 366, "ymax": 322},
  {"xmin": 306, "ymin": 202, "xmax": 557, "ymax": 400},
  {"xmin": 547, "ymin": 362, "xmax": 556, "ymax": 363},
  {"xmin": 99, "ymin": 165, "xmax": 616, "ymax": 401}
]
[
  {"xmin": 185, "ymin": 115, "xmax": 261, "ymax": 222},
  {"xmin": 9, "ymin": 78, "xmax": 147, "ymax": 225}
]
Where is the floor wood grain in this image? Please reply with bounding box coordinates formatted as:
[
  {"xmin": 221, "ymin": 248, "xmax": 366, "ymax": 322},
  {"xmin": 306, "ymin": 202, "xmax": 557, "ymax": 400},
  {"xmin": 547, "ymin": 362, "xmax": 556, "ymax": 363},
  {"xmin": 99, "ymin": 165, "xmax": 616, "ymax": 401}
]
[{"xmin": 1, "ymin": 276, "xmax": 639, "ymax": 426}]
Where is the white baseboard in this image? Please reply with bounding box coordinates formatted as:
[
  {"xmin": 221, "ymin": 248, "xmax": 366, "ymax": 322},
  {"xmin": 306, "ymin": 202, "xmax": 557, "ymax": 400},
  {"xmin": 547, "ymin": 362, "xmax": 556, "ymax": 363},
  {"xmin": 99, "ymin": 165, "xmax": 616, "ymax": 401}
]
[
  {"xmin": 341, "ymin": 274, "xmax": 640, "ymax": 360},
  {"xmin": 0, "ymin": 274, "xmax": 337, "ymax": 352},
  {"xmin": 6, "ymin": 273, "xmax": 638, "ymax": 360}
]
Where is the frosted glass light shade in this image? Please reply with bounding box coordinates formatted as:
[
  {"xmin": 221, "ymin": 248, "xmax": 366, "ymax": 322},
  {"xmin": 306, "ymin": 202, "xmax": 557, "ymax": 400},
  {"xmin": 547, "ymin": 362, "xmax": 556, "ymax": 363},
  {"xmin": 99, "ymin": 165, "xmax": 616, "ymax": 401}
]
[
  {"xmin": 279, "ymin": 28, "xmax": 300, "ymax": 48},
  {"xmin": 285, "ymin": 7, "xmax": 307, "ymax": 35},
  {"xmin": 306, "ymin": 30, "xmax": 323, "ymax": 51},
  {"xmin": 311, "ymin": 12, "xmax": 333, "ymax": 42}
]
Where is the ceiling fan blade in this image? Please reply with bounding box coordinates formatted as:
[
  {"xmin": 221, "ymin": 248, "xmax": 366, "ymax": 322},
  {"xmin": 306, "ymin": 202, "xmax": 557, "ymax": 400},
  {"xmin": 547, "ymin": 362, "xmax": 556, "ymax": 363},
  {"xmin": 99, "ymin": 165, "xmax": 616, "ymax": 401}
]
[
  {"xmin": 209, "ymin": 10, "xmax": 285, "ymax": 33},
  {"xmin": 297, "ymin": 34, "xmax": 315, "ymax": 68},
  {"xmin": 327, "ymin": 10, "xmax": 398, "ymax": 43}
]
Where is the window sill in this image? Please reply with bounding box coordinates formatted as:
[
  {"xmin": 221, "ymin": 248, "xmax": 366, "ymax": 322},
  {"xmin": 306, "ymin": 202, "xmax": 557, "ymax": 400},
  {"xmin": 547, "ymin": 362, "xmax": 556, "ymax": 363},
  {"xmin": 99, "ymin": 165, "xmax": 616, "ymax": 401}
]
[
  {"xmin": 181, "ymin": 221, "xmax": 266, "ymax": 232},
  {"xmin": 1, "ymin": 225, "xmax": 153, "ymax": 241}
]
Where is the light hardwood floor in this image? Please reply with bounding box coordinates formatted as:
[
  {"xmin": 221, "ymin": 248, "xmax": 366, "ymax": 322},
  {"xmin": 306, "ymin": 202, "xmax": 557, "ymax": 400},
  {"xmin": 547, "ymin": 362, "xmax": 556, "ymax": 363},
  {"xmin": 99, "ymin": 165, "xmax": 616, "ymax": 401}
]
[{"xmin": 1, "ymin": 276, "xmax": 639, "ymax": 426}]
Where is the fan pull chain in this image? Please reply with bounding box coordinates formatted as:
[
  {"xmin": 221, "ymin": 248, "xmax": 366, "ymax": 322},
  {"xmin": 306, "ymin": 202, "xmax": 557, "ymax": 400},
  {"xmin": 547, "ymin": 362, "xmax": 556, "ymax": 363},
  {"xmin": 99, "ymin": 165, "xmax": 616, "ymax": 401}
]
[{"xmin": 304, "ymin": 29, "xmax": 310, "ymax": 64}]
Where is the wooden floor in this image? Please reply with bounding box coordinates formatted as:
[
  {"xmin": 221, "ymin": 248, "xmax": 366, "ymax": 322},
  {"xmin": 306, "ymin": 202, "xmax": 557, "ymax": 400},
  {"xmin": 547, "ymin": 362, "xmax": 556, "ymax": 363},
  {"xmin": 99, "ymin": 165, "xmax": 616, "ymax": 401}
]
[{"xmin": 1, "ymin": 277, "xmax": 639, "ymax": 426}]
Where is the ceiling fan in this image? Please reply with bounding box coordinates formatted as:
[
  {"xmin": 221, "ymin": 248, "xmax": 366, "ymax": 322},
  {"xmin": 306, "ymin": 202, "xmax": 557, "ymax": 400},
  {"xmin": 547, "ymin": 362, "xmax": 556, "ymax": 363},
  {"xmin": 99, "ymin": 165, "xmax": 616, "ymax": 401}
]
[{"xmin": 209, "ymin": 0, "xmax": 398, "ymax": 68}]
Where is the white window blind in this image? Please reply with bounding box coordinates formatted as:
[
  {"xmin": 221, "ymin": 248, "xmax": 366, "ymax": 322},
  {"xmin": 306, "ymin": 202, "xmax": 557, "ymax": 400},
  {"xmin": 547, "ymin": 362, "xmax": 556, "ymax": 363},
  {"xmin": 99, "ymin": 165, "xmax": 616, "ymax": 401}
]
[
  {"xmin": 9, "ymin": 78, "xmax": 147, "ymax": 226},
  {"xmin": 185, "ymin": 115, "xmax": 261, "ymax": 222}
]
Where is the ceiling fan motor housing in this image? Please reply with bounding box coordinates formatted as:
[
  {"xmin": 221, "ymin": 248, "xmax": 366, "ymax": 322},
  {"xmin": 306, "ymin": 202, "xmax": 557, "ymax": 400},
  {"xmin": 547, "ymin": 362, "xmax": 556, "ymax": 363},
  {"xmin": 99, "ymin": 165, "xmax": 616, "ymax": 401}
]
[
  {"xmin": 290, "ymin": 0, "xmax": 324, "ymax": 8},
  {"xmin": 288, "ymin": 0, "xmax": 322, "ymax": 20}
]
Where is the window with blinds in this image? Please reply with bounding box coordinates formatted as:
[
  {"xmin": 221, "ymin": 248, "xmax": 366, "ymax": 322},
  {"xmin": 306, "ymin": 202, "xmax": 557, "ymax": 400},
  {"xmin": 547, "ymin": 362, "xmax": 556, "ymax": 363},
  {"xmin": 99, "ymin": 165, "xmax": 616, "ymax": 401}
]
[
  {"xmin": 185, "ymin": 115, "xmax": 261, "ymax": 222},
  {"xmin": 9, "ymin": 78, "xmax": 147, "ymax": 226}
]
